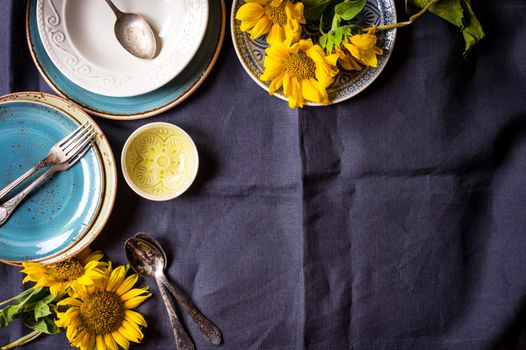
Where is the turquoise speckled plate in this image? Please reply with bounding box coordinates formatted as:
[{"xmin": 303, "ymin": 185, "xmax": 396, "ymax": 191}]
[
  {"xmin": 0, "ymin": 92, "xmax": 117, "ymax": 267},
  {"xmin": 26, "ymin": 0, "xmax": 225, "ymax": 120},
  {"xmin": 0, "ymin": 100, "xmax": 103, "ymax": 262}
]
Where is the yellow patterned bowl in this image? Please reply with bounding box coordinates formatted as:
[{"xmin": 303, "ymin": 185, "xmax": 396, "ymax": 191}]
[{"xmin": 121, "ymin": 122, "xmax": 199, "ymax": 201}]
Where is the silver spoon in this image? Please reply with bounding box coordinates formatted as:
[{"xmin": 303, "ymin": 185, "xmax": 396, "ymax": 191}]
[
  {"xmin": 125, "ymin": 238, "xmax": 194, "ymax": 350},
  {"xmin": 103, "ymin": 0, "xmax": 157, "ymax": 59},
  {"xmin": 125, "ymin": 236, "xmax": 222, "ymax": 346}
]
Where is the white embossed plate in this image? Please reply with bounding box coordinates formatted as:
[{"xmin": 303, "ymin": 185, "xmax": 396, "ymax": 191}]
[
  {"xmin": 37, "ymin": 0, "xmax": 208, "ymax": 97},
  {"xmin": 231, "ymin": 0, "xmax": 396, "ymax": 105}
]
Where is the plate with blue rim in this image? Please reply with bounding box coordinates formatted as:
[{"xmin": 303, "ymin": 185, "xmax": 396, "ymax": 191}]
[
  {"xmin": 231, "ymin": 0, "xmax": 397, "ymax": 105},
  {"xmin": 0, "ymin": 98, "xmax": 103, "ymax": 262},
  {"xmin": 26, "ymin": 0, "xmax": 226, "ymax": 120}
]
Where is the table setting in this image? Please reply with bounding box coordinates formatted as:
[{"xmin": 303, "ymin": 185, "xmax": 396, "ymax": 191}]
[{"xmin": 1, "ymin": 0, "xmax": 526, "ymax": 349}]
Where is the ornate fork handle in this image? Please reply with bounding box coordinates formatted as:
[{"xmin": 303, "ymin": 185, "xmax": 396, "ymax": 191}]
[
  {"xmin": 0, "ymin": 159, "xmax": 48, "ymax": 201},
  {"xmin": 156, "ymin": 279, "xmax": 194, "ymax": 350},
  {"xmin": 0, "ymin": 168, "xmax": 55, "ymax": 226},
  {"xmin": 158, "ymin": 274, "xmax": 222, "ymax": 345}
]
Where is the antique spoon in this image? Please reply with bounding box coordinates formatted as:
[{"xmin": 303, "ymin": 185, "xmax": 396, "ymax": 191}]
[
  {"xmin": 125, "ymin": 238, "xmax": 194, "ymax": 350},
  {"xmin": 103, "ymin": 0, "xmax": 157, "ymax": 59},
  {"xmin": 125, "ymin": 236, "xmax": 222, "ymax": 345}
]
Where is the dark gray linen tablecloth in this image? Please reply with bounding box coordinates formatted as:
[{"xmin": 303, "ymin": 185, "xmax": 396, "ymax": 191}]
[{"xmin": 1, "ymin": 0, "xmax": 526, "ymax": 349}]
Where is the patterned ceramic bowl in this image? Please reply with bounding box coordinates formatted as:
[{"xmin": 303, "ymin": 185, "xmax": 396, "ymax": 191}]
[{"xmin": 121, "ymin": 122, "xmax": 199, "ymax": 201}]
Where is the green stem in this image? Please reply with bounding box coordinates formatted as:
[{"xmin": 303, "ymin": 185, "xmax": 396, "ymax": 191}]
[
  {"xmin": 331, "ymin": 14, "xmax": 341, "ymax": 31},
  {"xmin": 1, "ymin": 331, "xmax": 43, "ymax": 350},
  {"xmin": 0, "ymin": 289, "xmax": 34, "ymax": 308},
  {"xmin": 361, "ymin": 0, "xmax": 440, "ymax": 32}
]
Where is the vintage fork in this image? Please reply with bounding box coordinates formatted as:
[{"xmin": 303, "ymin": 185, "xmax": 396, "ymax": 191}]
[
  {"xmin": 0, "ymin": 130, "xmax": 96, "ymax": 227},
  {"xmin": 0, "ymin": 123, "xmax": 95, "ymax": 200}
]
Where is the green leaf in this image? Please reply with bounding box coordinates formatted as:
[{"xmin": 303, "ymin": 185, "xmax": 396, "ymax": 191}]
[
  {"xmin": 0, "ymin": 305, "xmax": 25, "ymax": 328},
  {"xmin": 460, "ymin": 0, "xmax": 485, "ymax": 56},
  {"xmin": 406, "ymin": 0, "xmax": 484, "ymax": 55},
  {"xmin": 334, "ymin": 0, "xmax": 367, "ymax": 21},
  {"xmin": 0, "ymin": 289, "xmax": 34, "ymax": 308},
  {"xmin": 409, "ymin": 0, "xmax": 463, "ymax": 26},
  {"xmin": 23, "ymin": 316, "xmax": 60, "ymax": 335},
  {"xmin": 0, "ymin": 288, "xmax": 46, "ymax": 328},
  {"xmin": 303, "ymin": 0, "xmax": 338, "ymax": 20},
  {"xmin": 32, "ymin": 301, "xmax": 53, "ymax": 320},
  {"xmin": 319, "ymin": 25, "xmax": 353, "ymax": 53}
]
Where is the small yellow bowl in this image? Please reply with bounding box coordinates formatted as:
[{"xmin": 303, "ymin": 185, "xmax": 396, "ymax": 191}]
[{"xmin": 121, "ymin": 122, "xmax": 199, "ymax": 201}]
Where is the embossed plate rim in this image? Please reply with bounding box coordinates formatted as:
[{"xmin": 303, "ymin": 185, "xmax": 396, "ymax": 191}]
[
  {"xmin": 26, "ymin": 0, "xmax": 226, "ymax": 120},
  {"xmin": 36, "ymin": 0, "xmax": 209, "ymax": 97}
]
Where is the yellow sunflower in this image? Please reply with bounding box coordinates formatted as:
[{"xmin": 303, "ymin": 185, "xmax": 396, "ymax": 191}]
[
  {"xmin": 334, "ymin": 48, "xmax": 363, "ymax": 71},
  {"xmin": 21, "ymin": 249, "xmax": 107, "ymax": 296},
  {"xmin": 236, "ymin": 0, "xmax": 305, "ymax": 44},
  {"xmin": 260, "ymin": 38, "xmax": 339, "ymax": 108},
  {"xmin": 341, "ymin": 28, "xmax": 383, "ymax": 68},
  {"xmin": 55, "ymin": 264, "xmax": 151, "ymax": 350}
]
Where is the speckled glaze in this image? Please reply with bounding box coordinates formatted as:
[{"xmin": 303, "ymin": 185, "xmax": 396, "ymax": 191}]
[
  {"xmin": 26, "ymin": 0, "xmax": 225, "ymax": 120},
  {"xmin": 0, "ymin": 92, "xmax": 117, "ymax": 266},
  {"xmin": 122, "ymin": 123, "xmax": 199, "ymax": 201},
  {"xmin": 0, "ymin": 101, "xmax": 102, "ymax": 261},
  {"xmin": 231, "ymin": 0, "xmax": 397, "ymax": 105}
]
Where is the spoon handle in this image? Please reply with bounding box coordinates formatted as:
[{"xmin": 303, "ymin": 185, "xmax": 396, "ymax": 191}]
[
  {"xmin": 103, "ymin": 0, "xmax": 123, "ymax": 17},
  {"xmin": 159, "ymin": 274, "xmax": 222, "ymax": 345},
  {"xmin": 156, "ymin": 280, "xmax": 195, "ymax": 350}
]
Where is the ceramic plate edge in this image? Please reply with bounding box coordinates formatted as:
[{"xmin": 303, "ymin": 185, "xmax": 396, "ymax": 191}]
[
  {"xmin": 229, "ymin": 0, "xmax": 397, "ymax": 106},
  {"xmin": 0, "ymin": 98, "xmax": 105, "ymax": 263},
  {"xmin": 26, "ymin": 0, "xmax": 226, "ymax": 120},
  {"xmin": 35, "ymin": 0, "xmax": 210, "ymax": 97},
  {"xmin": 0, "ymin": 92, "xmax": 117, "ymax": 266}
]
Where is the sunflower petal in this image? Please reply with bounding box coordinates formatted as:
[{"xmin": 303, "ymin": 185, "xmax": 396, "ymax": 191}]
[
  {"xmin": 104, "ymin": 333, "xmax": 119, "ymax": 350},
  {"xmin": 112, "ymin": 330, "xmax": 130, "ymax": 350},
  {"xmin": 106, "ymin": 265, "xmax": 127, "ymax": 292},
  {"xmin": 125, "ymin": 310, "xmax": 148, "ymax": 327},
  {"xmin": 123, "ymin": 293, "xmax": 151, "ymax": 309},
  {"xmin": 96, "ymin": 334, "xmax": 106, "ymax": 350},
  {"xmin": 121, "ymin": 287, "xmax": 150, "ymax": 301},
  {"xmin": 235, "ymin": 3, "xmax": 265, "ymax": 21},
  {"xmin": 250, "ymin": 17, "xmax": 272, "ymax": 40},
  {"xmin": 121, "ymin": 320, "xmax": 144, "ymax": 341},
  {"xmin": 115, "ymin": 274, "xmax": 139, "ymax": 296}
]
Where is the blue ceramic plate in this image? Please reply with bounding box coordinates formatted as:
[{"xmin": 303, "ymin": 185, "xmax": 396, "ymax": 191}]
[
  {"xmin": 0, "ymin": 101, "xmax": 103, "ymax": 261},
  {"xmin": 26, "ymin": 0, "xmax": 225, "ymax": 120}
]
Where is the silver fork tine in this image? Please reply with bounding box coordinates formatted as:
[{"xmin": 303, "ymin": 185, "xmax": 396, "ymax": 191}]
[
  {"xmin": 58, "ymin": 122, "xmax": 89, "ymax": 148},
  {"xmin": 62, "ymin": 124, "xmax": 93, "ymax": 153},
  {"xmin": 65, "ymin": 129, "xmax": 96, "ymax": 158},
  {"xmin": 65, "ymin": 141, "xmax": 93, "ymax": 169},
  {"xmin": 0, "ymin": 122, "xmax": 96, "ymax": 201},
  {"xmin": 0, "ymin": 135, "xmax": 95, "ymax": 227}
]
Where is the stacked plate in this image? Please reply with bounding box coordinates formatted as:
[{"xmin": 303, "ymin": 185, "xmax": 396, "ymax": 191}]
[
  {"xmin": 1, "ymin": 1, "xmax": 226, "ymax": 265},
  {"xmin": 0, "ymin": 92, "xmax": 117, "ymax": 266},
  {"xmin": 26, "ymin": 0, "xmax": 226, "ymax": 119}
]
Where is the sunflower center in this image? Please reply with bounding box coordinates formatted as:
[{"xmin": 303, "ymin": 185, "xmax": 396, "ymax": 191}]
[
  {"xmin": 284, "ymin": 52, "xmax": 316, "ymax": 80},
  {"xmin": 265, "ymin": 1, "xmax": 287, "ymax": 25},
  {"xmin": 49, "ymin": 259, "xmax": 84, "ymax": 282},
  {"xmin": 80, "ymin": 291, "xmax": 124, "ymax": 335}
]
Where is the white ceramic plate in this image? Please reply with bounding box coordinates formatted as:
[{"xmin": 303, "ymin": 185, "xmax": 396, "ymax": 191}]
[{"xmin": 36, "ymin": 0, "xmax": 209, "ymax": 97}]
